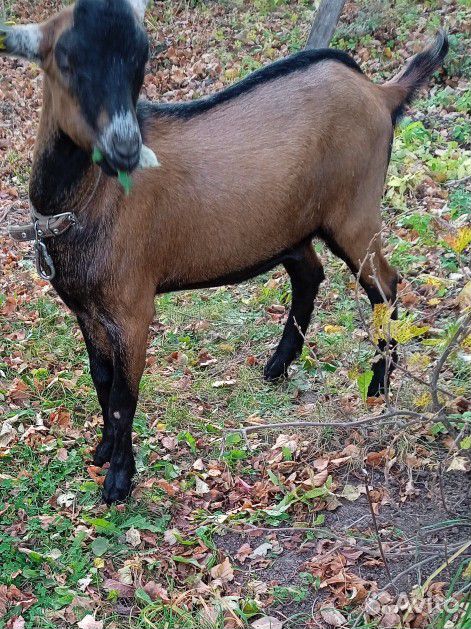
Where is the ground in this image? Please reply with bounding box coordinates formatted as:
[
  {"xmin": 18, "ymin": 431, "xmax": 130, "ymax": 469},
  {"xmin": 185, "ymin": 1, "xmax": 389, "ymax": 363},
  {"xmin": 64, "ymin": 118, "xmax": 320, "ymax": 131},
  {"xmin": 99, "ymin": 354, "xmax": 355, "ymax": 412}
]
[{"xmin": 1, "ymin": 1, "xmax": 471, "ymax": 628}]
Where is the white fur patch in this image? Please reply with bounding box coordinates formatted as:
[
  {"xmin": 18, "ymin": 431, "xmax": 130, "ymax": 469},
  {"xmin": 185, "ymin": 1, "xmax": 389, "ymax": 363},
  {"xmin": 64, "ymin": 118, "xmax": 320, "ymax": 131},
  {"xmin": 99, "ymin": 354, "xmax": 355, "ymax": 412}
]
[
  {"xmin": 100, "ymin": 110, "xmax": 141, "ymax": 156},
  {"xmin": 8, "ymin": 24, "xmax": 42, "ymax": 60},
  {"xmin": 127, "ymin": 0, "xmax": 149, "ymax": 21},
  {"xmin": 113, "ymin": 411, "xmax": 121, "ymax": 419},
  {"xmin": 139, "ymin": 144, "xmax": 160, "ymax": 169}
]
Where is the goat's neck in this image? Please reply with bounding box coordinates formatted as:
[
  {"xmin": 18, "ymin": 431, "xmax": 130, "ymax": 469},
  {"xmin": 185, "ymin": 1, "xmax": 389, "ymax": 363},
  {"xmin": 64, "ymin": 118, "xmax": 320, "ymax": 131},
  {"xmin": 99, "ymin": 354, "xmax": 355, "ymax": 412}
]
[{"xmin": 29, "ymin": 81, "xmax": 96, "ymax": 216}]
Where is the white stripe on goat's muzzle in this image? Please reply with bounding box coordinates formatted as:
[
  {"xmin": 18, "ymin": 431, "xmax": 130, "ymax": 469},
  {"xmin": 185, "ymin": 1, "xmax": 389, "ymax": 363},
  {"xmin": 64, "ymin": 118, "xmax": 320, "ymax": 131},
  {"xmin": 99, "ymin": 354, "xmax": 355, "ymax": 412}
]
[
  {"xmin": 100, "ymin": 111, "xmax": 160, "ymax": 172},
  {"xmin": 100, "ymin": 111, "xmax": 142, "ymax": 171}
]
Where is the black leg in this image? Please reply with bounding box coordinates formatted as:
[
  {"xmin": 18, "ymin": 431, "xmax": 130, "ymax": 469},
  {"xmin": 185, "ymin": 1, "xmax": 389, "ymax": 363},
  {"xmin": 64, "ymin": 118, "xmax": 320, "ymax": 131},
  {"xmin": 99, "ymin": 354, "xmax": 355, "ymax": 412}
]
[
  {"xmin": 102, "ymin": 359, "xmax": 138, "ymax": 504},
  {"xmin": 264, "ymin": 243, "xmax": 325, "ymax": 381},
  {"xmin": 362, "ymin": 280, "xmax": 399, "ymax": 397},
  {"xmin": 78, "ymin": 316, "xmax": 115, "ymax": 466}
]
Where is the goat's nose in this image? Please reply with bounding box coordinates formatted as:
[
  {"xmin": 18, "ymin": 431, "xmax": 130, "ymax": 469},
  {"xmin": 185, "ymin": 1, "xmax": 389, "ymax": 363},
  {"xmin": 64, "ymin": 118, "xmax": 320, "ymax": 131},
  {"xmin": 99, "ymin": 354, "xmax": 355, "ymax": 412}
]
[{"xmin": 111, "ymin": 133, "xmax": 141, "ymax": 159}]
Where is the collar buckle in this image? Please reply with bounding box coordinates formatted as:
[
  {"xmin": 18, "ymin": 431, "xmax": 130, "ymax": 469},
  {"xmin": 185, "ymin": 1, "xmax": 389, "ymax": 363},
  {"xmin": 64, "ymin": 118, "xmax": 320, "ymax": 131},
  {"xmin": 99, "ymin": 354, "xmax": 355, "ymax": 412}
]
[{"xmin": 8, "ymin": 206, "xmax": 77, "ymax": 282}]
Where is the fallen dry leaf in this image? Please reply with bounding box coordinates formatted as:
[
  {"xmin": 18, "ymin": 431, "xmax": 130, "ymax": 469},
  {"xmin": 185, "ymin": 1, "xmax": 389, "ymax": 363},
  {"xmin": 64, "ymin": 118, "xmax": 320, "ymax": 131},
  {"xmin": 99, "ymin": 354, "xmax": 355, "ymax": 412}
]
[
  {"xmin": 195, "ymin": 477, "xmax": 210, "ymax": 495},
  {"xmin": 210, "ymin": 557, "xmax": 234, "ymax": 583},
  {"xmin": 125, "ymin": 527, "xmax": 141, "ymax": 547},
  {"xmin": 143, "ymin": 582, "xmax": 170, "ymax": 603},
  {"xmin": 235, "ymin": 543, "xmax": 252, "ymax": 564},
  {"xmin": 102, "ymin": 579, "xmax": 135, "ymax": 598},
  {"xmin": 250, "ymin": 542, "xmax": 273, "ymax": 559},
  {"xmin": 251, "ymin": 617, "xmax": 283, "ymax": 629},
  {"xmin": 320, "ymin": 607, "xmax": 347, "ymax": 627},
  {"xmin": 77, "ymin": 615, "xmax": 103, "ymax": 629}
]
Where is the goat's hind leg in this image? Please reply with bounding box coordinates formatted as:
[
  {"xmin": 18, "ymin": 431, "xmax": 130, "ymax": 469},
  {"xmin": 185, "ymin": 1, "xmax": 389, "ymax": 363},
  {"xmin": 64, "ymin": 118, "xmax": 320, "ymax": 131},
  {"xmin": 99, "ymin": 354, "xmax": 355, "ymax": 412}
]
[
  {"xmin": 321, "ymin": 225, "xmax": 400, "ymax": 397},
  {"xmin": 78, "ymin": 315, "xmax": 115, "ymax": 466},
  {"xmin": 264, "ymin": 242, "xmax": 325, "ymax": 381}
]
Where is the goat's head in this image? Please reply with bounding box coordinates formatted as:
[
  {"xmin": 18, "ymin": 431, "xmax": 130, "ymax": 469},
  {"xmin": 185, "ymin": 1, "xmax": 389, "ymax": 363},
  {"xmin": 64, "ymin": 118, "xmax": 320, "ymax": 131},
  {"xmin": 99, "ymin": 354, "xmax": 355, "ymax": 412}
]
[{"xmin": 1, "ymin": 0, "xmax": 150, "ymax": 174}]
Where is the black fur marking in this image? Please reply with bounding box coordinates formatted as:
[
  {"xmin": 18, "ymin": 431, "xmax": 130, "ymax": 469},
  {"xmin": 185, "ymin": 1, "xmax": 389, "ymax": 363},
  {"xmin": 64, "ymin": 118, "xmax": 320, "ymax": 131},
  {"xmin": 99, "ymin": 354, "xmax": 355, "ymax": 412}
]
[
  {"xmin": 56, "ymin": 0, "xmax": 149, "ymax": 130},
  {"xmin": 78, "ymin": 315, "xmax": 115, "ymax": 465},
  {"xmin": 30, "ymin": 130, "xmax": 91, "ymax": 215},
  {"xmin": 138, "ymin": 48, "xmax": 362, "ymax": 122},
  {"xmin": 390, "ymin": 31, "xmax": 448, "ymax": 127},
  {"xmin": 265, "ymin": 248, "xmax": 325, "ymax": 381},
  {"xmin": 102, "ymin": 353, "xmax": 138, "ymax": 504},
  {"xmin": 391, "ymin": 104, "xmax": 406, "ymax": 127}
]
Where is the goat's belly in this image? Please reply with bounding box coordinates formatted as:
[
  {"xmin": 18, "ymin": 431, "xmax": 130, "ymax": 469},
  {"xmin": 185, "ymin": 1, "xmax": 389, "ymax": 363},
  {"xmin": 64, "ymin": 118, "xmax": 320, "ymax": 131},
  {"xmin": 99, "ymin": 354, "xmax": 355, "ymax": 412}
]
[{"xmin": 157, "ymin": 235, "xmax": 313, "ymax": 293}]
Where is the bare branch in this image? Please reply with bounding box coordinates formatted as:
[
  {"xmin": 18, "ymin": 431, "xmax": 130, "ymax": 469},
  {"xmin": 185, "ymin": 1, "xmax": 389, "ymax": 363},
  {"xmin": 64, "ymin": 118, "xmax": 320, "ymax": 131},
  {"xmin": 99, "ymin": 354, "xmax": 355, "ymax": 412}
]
[
  {"xmin": 445, "ymin": 174, "xmax": 471, "ymax": 188},
  {"xmin": 363, "ymin": 468, "xmax": 395, "ymax": 591},
  {"xmin": 226, "ymin": 409, "xmax": 447, "ymax": 438}
]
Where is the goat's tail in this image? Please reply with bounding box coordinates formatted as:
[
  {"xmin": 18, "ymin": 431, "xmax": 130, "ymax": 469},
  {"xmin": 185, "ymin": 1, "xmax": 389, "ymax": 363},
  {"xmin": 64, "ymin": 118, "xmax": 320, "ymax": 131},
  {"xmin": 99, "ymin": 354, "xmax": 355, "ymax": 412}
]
[{"xmin": 380, "ymin": 30, "xmax": 448, "ymax": 125}]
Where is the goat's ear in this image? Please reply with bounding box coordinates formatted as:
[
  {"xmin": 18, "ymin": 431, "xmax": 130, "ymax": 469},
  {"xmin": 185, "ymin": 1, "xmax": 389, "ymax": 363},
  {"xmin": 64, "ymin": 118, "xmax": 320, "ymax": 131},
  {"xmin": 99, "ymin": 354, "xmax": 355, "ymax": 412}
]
[
  {"xmin": 0, "ymin": 23, "xmax": 45, "ymax": 62},
  {"xmin": 126, "ymin": 0, "xmax": 149, "ymax": 22}
]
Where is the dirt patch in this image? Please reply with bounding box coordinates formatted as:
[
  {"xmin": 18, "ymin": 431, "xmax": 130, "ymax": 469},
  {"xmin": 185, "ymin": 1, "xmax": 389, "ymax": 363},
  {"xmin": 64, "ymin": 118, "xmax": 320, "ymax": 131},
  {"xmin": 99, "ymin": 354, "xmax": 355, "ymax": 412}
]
[{"xmin": 215, "ymin": 468, "xmax": 471, "ymax": 625}]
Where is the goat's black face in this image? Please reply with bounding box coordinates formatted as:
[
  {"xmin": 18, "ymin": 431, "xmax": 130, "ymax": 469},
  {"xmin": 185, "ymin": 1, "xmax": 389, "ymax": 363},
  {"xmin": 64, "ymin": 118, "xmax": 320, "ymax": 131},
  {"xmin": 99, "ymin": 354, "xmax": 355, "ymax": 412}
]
[{"xmin": 56, "ymin": 0, "xmax": 149, "ymax": 173}]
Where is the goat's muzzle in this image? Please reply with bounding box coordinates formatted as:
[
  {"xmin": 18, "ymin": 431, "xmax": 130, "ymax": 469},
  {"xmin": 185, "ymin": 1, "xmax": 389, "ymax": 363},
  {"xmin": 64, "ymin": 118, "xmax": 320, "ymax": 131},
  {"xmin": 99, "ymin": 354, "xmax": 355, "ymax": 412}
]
[{"xmin": 99, "ymin": 111, "xmax": 142, "ymax": 174}]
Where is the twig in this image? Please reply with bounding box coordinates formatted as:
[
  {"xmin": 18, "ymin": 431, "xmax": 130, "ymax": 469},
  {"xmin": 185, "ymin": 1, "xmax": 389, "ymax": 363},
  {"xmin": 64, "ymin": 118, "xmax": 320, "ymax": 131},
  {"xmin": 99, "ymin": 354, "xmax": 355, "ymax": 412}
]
[
  {"xmin": 384, "ymin": 555, "xmax": 442, "ymax": 589},
  {"xmin": 362, "ymin": 468, "xmax": 395, "ymax": 591},
  {"xmin": 217, "ymin": 522, "xmax": 339, "ymax": 536},
  {"xmin": 0, "ymin": 204, "xmax": 15, "ymax": 224},
  {"xmin": 422, "ymin": 540, "xmax": 471, "ymax": 592},
  {"xmin": 226, "ymin": 409, "xmax": 441, "ymax": 437},
  {"xmin": 438, "ymin": 461, "xmax": 453, "ymax": 516},
  {"xmin": 391, "ymin": 360, "xmax": 456, "ymax": 400},
  {"xmin": 445, "ymin": 174, "xmax": 471, "ymax": 187}
]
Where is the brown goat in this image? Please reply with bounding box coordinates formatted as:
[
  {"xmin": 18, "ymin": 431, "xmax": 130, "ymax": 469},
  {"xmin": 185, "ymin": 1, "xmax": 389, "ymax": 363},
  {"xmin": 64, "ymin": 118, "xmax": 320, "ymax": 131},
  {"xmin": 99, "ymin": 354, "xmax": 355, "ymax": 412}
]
[{"xmin": 2, "ymin": 0, "xmax": 448, "ymax": 503}]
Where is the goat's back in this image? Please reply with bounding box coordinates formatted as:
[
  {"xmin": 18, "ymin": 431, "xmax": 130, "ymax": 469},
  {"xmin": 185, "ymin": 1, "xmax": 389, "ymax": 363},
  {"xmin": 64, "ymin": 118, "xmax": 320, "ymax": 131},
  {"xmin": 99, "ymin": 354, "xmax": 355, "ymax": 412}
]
[{"xmin": 116, "ymin": 60, "xmax": 393, "ymax": 289}]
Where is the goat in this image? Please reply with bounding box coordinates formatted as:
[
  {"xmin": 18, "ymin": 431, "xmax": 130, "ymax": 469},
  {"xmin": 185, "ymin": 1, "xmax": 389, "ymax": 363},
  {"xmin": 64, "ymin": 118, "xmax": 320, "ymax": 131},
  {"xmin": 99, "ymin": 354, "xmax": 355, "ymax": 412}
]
[{"xmin": 2, "ymin": 0, "xmax": 448, "ymax": 503}]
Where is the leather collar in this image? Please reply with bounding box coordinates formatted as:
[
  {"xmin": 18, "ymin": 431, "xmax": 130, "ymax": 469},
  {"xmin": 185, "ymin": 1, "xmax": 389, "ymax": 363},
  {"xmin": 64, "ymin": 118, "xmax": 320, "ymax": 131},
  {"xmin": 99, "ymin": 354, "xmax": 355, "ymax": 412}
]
[{"xmin": 9, "ymin": 208, "xmax": 77, "ymax": 242}]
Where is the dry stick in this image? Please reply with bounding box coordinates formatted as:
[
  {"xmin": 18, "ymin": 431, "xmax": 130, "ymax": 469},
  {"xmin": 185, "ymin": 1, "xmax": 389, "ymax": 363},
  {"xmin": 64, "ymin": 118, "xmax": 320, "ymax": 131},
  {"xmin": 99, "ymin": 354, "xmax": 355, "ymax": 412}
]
[
  {"xmin": 445, "ymin": 174, "xmax": 471, "ymax": 187},
  {"xmin": 375, "ymin": 546, "xmax": 471, "ymax": 595},
  {"xmin": 422, "ymin": 540, "xmax": 471, "ymax": 593},
  {"xmin": 437, "ymin": 460, "xmax": 454, "ymax": 517},
  {"xmin": 392, "ymin": 361, "xmax": 455, "ymax": 400},
  {"xmin": 362, "ymin": 468, "xmax": 395, "ymax": 592},
  {"xmin": 226, "ymin": 409, "xmax": 439, "ymax": 438},
  {"xmin": 383, "ymin": 555, "xmax": 443, "ymax": 589},
  {"xmin": 0, "ymin": 204, "xmax": 15, "ymax": 224}
]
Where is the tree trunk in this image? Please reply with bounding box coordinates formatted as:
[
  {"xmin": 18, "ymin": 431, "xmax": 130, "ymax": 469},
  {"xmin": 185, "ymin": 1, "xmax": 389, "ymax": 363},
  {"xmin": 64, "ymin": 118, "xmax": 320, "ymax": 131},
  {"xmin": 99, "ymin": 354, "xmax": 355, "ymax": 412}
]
[{"xmin": 306, "ymin": 0, "xmax": 346, "ymax": 49}]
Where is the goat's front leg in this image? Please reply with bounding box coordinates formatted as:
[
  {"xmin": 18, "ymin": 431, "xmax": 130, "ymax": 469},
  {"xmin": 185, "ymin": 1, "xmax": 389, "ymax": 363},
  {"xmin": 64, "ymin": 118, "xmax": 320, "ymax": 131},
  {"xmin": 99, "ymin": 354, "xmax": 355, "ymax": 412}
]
[
  {"xmin": 78, "ymin": 315, "xmax": 115, "ymax": 466},
  {"xmin": 101, "ymin": 306, "xmax": 154, "ymax": 504}
]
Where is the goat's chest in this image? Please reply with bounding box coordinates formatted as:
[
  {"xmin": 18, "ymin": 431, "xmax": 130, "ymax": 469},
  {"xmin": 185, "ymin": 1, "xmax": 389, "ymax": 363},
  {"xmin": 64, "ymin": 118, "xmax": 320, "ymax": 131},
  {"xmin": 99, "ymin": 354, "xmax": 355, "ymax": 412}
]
[{"xmin": 48, "ymin": 228, "xmax": 109, "ymax": 310}]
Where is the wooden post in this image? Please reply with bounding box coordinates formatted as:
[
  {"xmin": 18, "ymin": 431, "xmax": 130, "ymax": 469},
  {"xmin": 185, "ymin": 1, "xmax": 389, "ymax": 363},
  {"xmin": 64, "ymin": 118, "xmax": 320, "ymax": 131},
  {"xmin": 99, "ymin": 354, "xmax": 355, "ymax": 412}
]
[{"xmin": 306, "ymin": 0, "xmax": 346, "ymax": 49}]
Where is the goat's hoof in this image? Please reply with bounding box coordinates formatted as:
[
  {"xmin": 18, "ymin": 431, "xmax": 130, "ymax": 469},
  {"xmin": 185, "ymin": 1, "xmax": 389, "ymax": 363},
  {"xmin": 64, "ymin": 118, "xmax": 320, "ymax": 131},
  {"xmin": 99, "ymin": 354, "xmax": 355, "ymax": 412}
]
[
  {"xmin": 102, "ymin": 468, "xmax": 133, "ymax": 504},
  {"xmin": 93, "ymin": 439, "xmax": 114, "ymax": 466},
  {"xmin": 264, "ymin": 354, "xmax": 289, "ymax": 381}
]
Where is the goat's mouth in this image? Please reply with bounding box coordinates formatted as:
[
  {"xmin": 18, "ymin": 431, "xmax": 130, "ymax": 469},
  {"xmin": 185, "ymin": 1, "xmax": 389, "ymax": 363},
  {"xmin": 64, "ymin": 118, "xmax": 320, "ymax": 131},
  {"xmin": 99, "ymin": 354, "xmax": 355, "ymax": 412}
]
[
  {"xmin": 92, "ymin": 144, "xmax": 160, "ymax": 180},
  {"xmin": 102, "ymin": 149, "xmax": 141, "ymax": 176},
  {"xmin": 96, "ymin": 112, "xmax": 143, "ymax": 175}
]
